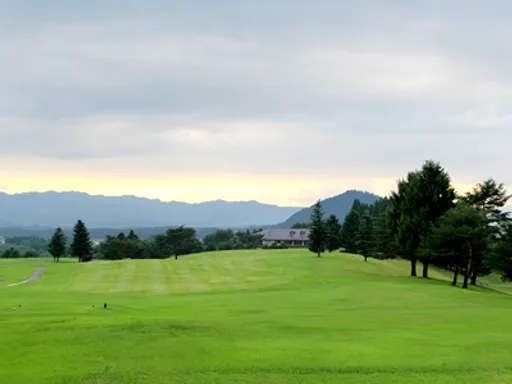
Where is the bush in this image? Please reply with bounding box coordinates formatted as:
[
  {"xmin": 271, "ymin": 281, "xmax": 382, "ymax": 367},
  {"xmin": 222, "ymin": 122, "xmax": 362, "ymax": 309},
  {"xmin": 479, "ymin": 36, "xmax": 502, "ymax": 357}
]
[
  {"xmin": 24, "ymin": 250, "xmax": 40, "ymax": 258},
  {"xmin": 205, "ymin": 243, "xmax": 217, "ymax": 252},
  {"xmin": 217, "ymin": 241, "xmax": 233, "ymax": 251},
  {"xmin": 80, "ymin": 255, "xmax": 93, "ymax": 263},
  {"xmin": 261, "ymin": 243, "xmax": 288, "ymax": 250},
  {"xmin": 1, "ymin": 247, "xmax": 22, "ymax": 258}
]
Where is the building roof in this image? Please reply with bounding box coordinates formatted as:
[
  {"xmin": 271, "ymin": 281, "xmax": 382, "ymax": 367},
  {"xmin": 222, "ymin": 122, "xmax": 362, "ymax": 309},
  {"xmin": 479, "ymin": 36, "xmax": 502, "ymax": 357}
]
[{"xmin": 261, "ymin": 228, "xmax": 310, "ymax": 241}]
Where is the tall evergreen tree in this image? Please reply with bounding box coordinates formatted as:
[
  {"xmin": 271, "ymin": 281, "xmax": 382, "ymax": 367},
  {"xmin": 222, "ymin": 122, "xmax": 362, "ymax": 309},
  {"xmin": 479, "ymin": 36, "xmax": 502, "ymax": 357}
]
[
  {"xmin": 464, "ymin": 179, "xmax": 510, "ymax": 223},
  {"xmin": 427, "ymin": 203, "xmax": 489, "ymax": 288},
  {"xmin": 48, "ymin": 227, "xmax": 67, "ymax": 262},
  {"xmin": 308, "ymin": 200, "xmax": 326, "ymax": 257},
  {"xmin": 488, "ymin": 222, "xmax": 512, "ymax": 282},
  {"xmin": 357, "ymin": 212, "xmax": 374, "ymax": 262},
  {"xmin": 71, "ymin": 220, "xmax": 93, "ymax": 262},
  {"xmin": 127, "ymin": 230, "xmax": 139, "ymax": 240},
  {"xmin": 390, "ymin": 161, "xmax": 455, "ymax": 277},
  {"xmin": 372, "ymin": 211, "xmax": 398, "ymax": 259},
  {"xmin": 463, "ymin": 179, "xmax": 511, "ymax": 284},
  {"xmin": 340, "ymin": 209, "xmax": 361, "ymax": 253},
  {"xmin": 325, "ymin": 214, "xmax": 342, "ymax": 252},
  {"xmin": 368, "ymin": 197, "xmax": 392, "ymax": 218}
]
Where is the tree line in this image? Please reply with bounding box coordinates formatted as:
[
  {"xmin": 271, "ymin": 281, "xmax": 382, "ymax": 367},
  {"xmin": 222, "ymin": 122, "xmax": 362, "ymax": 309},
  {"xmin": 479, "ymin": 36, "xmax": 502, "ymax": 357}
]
[
  {"xmin": 6, "ymin": 221, "xmax": 265, "ymax": 262},
  {"xmin": 307, "ymin": 160, "xmax": 512, "ymax": 287},
  {"xmin": 202, "ymin": 229, "xmax": 264, "ymax": 251},
  {"xmin": 47, "ymin": 221, "xmax": 204, "ymax": 262}
]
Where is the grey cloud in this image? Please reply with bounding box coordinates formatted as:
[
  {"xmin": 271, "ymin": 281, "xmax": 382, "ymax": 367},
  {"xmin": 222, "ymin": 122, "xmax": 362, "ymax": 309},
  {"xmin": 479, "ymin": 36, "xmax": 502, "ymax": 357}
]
[{"xmin": 0, "ymin": 1, "xmax": 511, "ymax": 188}]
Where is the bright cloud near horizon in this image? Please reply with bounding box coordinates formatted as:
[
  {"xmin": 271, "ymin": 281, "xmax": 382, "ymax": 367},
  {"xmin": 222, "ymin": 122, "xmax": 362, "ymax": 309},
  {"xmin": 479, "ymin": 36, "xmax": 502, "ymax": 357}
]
[{"xmin": 0, "ymin": 1, "xmax": 511, "ymax": 207}]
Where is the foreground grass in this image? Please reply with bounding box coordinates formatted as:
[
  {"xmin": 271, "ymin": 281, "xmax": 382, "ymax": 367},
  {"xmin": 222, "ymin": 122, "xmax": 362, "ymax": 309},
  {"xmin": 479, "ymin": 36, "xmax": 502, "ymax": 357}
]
[{"xmin": 1, "ymin": 250, "xmax": 511, "ymax": 383}]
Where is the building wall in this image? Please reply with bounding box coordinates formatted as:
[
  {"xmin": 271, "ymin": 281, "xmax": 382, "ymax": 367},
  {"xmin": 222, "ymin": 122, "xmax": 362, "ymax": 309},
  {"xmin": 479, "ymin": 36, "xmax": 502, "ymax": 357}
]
[{"xmin": 262, "ymin": 239, "xmax": 308, "ymax": 246}]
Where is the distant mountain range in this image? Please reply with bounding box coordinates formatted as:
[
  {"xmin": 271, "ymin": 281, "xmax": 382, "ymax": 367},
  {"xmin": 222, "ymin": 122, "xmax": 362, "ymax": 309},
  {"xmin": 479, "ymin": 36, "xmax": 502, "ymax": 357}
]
[
  {"xmin": 278, "ymin": 190, "xmax": 381, "ymax": 228},
  {"xmin": 0, "ymin": 192, "xmax": 301, "ymax": 228},
  {"xmin": 0, "ymin": 190, "xmax": 382, "ymax": 236}
]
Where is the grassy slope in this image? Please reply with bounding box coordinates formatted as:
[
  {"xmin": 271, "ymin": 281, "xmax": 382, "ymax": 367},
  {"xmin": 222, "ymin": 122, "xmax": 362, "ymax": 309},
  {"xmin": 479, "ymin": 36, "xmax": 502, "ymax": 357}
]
[
  {"xmin": 0, "ymin": 250, "xmax": 511, "ymax": 383},
  {"xmin": 0, "ymin": 259, "xmax": 46, "ymax": 285}
]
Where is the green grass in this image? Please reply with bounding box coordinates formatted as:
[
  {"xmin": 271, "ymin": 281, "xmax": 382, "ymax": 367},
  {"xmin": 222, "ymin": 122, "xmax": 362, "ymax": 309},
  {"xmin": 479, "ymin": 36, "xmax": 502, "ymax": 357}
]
[
  {"xmin": 1, "ymin": 250, "xmax": 511, "ymax": 383},
  {"xmin": 0, "ymin": 258, "xmax": 46, "ymax": 285}
]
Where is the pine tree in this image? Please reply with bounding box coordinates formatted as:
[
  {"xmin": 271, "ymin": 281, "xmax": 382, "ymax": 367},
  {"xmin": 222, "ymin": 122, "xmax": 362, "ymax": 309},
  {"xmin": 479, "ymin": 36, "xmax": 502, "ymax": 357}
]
[
  {"xmin": 463, "ymin": 179, "xmax": 511, "ymax": 285},
  {"xmin": 325, "ymin": 214, "xmax": 342, "ymax": 252},
  {"xmin": 308, "ymin": 200, "xmax": 326, "ymax": 257},
  {"xmin": 166, "ymin": 226, "xmax": 202, "ymax": 259},
  {"xmin": 48, "ymin": 227, "xmax": 67, "ymax": 262},
  {"xmin": 357, "ymin": 212, "xmax": 373, "ymax": 262},
  {"xmin": 340, "ymin": 209, "xmax": 361, "ymax": 253},
  {"xmin": 127, "ymin": 230, "xmax": 139, "ymax": 240},
  {"xmin": 488, "ymin": 222, "xmax": 512, "ymax": 282},
  {"xmin": 71, "ymin": 220, "xmax": 93, "ymax": 262},
  {"xmin": 390, "ymin": 161, "xmax": 455, "ymax": 277},
  {"xmin": 372, "ymin": 211, "xmax": 397, "ymax": 259},
  {"xmin": 428, "ymin": 203, "xmax": 488, "ymax": 288}
]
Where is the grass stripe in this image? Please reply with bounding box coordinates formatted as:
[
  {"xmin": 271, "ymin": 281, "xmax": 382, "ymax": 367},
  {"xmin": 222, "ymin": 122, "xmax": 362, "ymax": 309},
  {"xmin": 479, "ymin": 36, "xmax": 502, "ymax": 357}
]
[
  {"xmin": 115, "ymin": 260, "xmax": 137, "ymax": 293},
  {"xmin": 131, "ymin": 260, "xmax": 151, "ymax": 293},
  {"xmin": 70, "ymin": 261, "xmax": 108, "ymax": 292},
  {"xmin": 148, "ymin": 260, "xmax": 168, "ymax": 294}
]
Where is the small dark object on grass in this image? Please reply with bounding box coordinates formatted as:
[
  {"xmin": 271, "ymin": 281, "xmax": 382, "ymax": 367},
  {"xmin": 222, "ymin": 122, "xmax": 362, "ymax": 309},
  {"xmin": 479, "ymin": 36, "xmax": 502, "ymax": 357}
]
[{"xmin": 104, "ymin": 303, "xmax": 107, "ymax": 309}]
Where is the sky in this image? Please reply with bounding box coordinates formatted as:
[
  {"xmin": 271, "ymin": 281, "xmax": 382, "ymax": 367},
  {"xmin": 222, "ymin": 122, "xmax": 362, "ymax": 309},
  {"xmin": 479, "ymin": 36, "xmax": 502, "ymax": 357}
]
[{"xmin": 0, "ymin": 1, "xmax": 511, "ymax": 207}]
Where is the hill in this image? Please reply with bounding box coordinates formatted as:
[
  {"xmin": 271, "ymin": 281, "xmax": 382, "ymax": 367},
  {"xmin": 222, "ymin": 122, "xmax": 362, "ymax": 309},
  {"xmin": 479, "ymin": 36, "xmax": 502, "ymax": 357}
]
[
  {"xmin": 1, "ymin": 250, "xmax": 511, "ymax": 383},
  {"xmin": 279, "ymin": 190, "xmax": 380, "ymax": 227},
  {"xmin": 0, "ymin": 191, "xmax": 302, "ymax": 228}
]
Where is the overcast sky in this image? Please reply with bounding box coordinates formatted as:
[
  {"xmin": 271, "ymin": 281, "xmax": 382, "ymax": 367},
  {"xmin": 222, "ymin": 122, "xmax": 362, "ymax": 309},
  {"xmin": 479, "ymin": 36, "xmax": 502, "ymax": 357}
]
[{"xmin": 0, "ymin": 1, "xmax": 511, "ymax": 206}]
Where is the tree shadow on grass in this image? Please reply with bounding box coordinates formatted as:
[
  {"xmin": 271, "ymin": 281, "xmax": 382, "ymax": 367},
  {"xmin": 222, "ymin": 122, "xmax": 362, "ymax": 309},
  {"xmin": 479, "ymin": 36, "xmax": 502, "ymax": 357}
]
[{"xmin": 403, "ymin": 275, "xmax": 512, "ymax": 296}]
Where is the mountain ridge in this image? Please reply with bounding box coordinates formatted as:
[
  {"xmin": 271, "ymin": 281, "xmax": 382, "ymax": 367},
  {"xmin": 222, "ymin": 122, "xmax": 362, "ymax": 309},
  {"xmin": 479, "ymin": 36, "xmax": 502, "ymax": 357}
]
[
  {"xmin": 277, "ymin": 190, "xmax": 381, "ymax": 228},
  {"xmin": 0, "ymin": 190, "xmax": 382, "ymax": 230},
  {"xmin": 0, "ymin": 191, "xmax": 302, "ymax": 228},
  {"xmin": 0, "ymin": 191, "xmax": 297, "ymax": 208}
]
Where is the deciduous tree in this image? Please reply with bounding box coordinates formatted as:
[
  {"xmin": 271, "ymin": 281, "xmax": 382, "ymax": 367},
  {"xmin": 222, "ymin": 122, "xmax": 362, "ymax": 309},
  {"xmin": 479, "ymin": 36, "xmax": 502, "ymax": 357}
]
[{"xmin": 166, "ymin": 226, "xmax": 203, "ymax": 259}]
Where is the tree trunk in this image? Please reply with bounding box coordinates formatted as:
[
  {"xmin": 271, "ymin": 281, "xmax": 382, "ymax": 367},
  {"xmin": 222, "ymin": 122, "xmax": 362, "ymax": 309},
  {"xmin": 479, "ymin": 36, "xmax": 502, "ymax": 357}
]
[
  {"xmin": 452, "ymin": 267, "xmax": 459, "ymax": 286},
  {"xmin": 364, "ymin": 256, "xmax": 368, "ymax": 262},
  {"xmin": 422, "ymin": 262, "xmax": 429, "ymax": 278},
  {"xmin": 470, "ymin": 261, "xmax": 480, "ymax": 286},
  {"xmin": 462, "ymin": 239, "xmax": 473, "ymax": 289},
  {"xmin": 175, "ymin": 254, "xmax": 178, "ymax": 260},
  {"xmin": 410, "ymin": 258, "xmax": 417, "ymax": 277},
  {"xmin": 317, "ymin": 251, "xmax": 321, "ymax": 258}
]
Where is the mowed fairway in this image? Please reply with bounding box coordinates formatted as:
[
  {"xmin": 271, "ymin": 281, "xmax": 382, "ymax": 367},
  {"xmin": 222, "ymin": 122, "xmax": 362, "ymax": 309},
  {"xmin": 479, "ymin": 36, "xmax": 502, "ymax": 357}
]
[{"xmin": 1, "ymin": 250, "xmax": 512, "ymax": 383}]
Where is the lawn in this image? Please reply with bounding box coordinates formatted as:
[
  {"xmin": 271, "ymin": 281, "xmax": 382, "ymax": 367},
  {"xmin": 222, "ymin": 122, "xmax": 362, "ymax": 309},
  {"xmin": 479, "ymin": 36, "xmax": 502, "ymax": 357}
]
[
  {"xmin": 0, "ymin": 250, "xmax": 511, "ymax": 383},
  {"xmin": 0, "ymin": 258, "xmax": 46, "ymax": 285}
]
